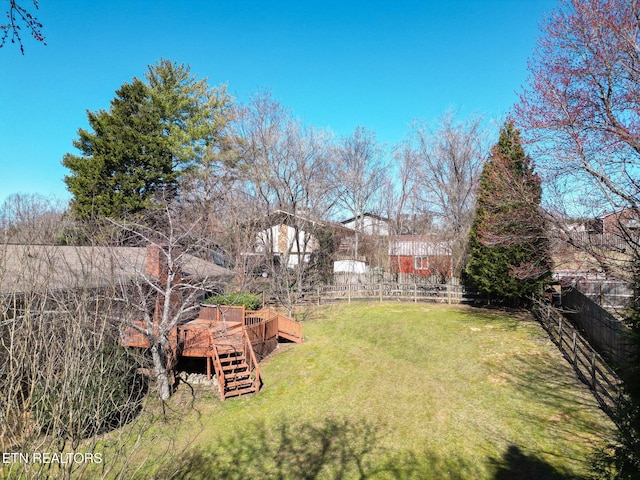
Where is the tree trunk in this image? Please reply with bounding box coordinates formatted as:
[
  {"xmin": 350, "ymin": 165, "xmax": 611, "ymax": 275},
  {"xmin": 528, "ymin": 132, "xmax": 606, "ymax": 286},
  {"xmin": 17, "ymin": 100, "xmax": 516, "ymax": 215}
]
[{"xmin": 151, "ymin": 344, "xmax": 171, "ymax": 401}]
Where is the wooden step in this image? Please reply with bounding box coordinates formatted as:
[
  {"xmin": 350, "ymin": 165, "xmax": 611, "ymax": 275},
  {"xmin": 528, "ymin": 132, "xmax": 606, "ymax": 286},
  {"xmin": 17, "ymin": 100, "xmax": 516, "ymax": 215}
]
[
  {"xmin": 220, "ymin": 357, "xmax": 248, "ymax": 368},
  {"xmin": 223, "ymin": 370, "xmax": 249, "ymax": 378},
  {"xmin": 220, "ymin": 359, "xmax": 246, "ymax": 366},
  {"xmin": 212, "ymin": 340, "xmax": 260, "ymax": 400},
  {"xmin": 219, "ymin": 351, "xmax": 244, "ymax": 357},
  {"xmin": 224, "ymin": 386, "xmax": 257, "ymax": 398},
  {"xmin": 225, "ymin": 378, "xmax": 254, "ymax": 389},
  {"xmin": 222, "ymin": 361, "xmax": 247, "ymax": 368},
  {"xmin": 224, "ymin": 370, "xmax": 250, "ymax": 380},
  {"xmin": 217, "ymin": 348, "xmax": 244, "ymax": 357}
]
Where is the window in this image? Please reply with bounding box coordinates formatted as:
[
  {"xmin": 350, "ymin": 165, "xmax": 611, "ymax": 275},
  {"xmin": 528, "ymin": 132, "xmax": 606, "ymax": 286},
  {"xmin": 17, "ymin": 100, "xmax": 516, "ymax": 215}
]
[{"xmin": 414, "ymin": 256, "xmax": 429, "ymax": 270}]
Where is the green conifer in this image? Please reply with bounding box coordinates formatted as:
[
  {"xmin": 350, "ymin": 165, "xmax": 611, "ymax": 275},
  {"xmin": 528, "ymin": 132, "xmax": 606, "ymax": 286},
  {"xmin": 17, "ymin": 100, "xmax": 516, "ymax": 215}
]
[{"xmin": 465, "ymin": 122, "xmax": 551, "ymax": 303}]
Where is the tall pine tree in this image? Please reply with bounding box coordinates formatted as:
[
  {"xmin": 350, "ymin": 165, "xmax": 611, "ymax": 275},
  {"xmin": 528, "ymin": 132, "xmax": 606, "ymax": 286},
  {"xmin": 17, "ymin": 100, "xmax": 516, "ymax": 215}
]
[
  {"xmin": 465, "ymin": 121, "xmax": 551, "ymax": 303},
  {"xmin": 63, "ymin": 59, "xmax": 232, "ymax": 221},
  {"xmin": 63, "ymin": 79, "xmax": 175, "ymax": 220}
]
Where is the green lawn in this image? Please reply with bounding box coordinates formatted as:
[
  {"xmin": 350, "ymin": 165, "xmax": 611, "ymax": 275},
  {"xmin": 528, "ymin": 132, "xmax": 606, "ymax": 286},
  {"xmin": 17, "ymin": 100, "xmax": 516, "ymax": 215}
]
[{"xmin": 116, "ymin": 303, "xmax": 614, "ymax": 479}]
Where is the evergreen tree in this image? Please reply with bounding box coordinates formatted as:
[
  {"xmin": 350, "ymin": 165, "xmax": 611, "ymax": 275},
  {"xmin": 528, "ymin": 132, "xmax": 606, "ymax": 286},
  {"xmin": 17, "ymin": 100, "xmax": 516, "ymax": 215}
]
[
  {"xmin": 63, "ymin": 79, "xmax": 175, "ymax": 220},
  {"xmin": 465, "ymin": 122, "xmax": 551, "ymax": 303},
  {"xmin": 145, "ymin": 59, "xmax": 233, "ymax": 175},
  {"xmin": 63, "ymin": 59, "xmax": 233, "ymax": 220}
]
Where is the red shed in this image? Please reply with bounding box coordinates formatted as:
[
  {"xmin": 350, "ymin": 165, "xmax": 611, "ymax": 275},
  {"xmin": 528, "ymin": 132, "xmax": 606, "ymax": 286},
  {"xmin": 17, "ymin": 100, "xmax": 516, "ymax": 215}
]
[{"xmin": 388, "ymin": 235, "xmax": 452, "ymax": 278}]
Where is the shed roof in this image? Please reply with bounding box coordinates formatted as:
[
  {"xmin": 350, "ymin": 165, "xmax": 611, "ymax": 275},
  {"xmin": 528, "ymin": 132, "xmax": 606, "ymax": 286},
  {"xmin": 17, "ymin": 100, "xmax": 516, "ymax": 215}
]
[{"xmin": 388, "ymin": 235, "xmax": 452, "ymax": 257}]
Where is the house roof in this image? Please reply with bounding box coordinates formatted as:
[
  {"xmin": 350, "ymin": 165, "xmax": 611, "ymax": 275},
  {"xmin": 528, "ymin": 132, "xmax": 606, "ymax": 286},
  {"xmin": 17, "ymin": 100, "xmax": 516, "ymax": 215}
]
[
  {"xmin": 339, "ymin": 212, "xmax": 390, "ymax": 225},
  {"xmin": 261, "ymin": 209, "xmax": 352, "ymax": 233},
  {"xmin": 388, "ymin": 235, "xmax": 452, "ymax": 256},
  {"xmin": 0, "ymin": 244, "xmax": 233, "ymax": 294}
]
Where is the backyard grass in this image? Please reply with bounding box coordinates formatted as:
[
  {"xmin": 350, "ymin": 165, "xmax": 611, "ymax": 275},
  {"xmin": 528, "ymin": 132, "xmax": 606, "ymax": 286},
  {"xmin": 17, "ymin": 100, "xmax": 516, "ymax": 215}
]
[{"xmin": 111, "ymin": 303, "xmax": 614, "ymax": 479}]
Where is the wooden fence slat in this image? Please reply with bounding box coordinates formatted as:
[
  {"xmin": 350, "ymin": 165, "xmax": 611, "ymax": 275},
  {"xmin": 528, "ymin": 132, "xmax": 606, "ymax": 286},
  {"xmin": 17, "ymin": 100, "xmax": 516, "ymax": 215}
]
[{"xmin": 315, "ymin": 282, "xmax": 470, "ymax": 304}]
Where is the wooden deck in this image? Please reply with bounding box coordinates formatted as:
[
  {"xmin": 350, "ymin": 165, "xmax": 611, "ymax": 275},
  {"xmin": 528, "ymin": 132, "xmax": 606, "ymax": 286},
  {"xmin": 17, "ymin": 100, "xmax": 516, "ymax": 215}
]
[{"xmin": 121, "ymin": 305, "xmax": 303, "ymax": 400}]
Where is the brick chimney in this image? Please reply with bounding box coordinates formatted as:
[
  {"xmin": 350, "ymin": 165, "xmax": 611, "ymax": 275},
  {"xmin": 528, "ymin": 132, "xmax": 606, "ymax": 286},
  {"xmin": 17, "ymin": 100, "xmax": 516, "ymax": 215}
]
[
  {"xmin": 145, "ymin": 244, "xmax": 183, "ymax": 337},
  {"xmin": 146, "ymin": 244, "xmax": 166, "ymax": 280}
]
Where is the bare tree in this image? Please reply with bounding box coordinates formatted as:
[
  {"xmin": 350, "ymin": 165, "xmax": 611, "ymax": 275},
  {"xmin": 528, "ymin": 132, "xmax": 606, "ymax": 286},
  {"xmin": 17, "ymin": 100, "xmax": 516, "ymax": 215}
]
[
  {"xmin": 1, "ymin": 0, "xmax": 45, "ymax": 54},
  {"xmin": 0, "ymin": 193, "xmax": 72, "ymax": 244},
  {"xmin": 0, "ymin": 234, "xmax": 151, "ymax": 479},
  {"xmin": 231, "ymin": 92, "xmax": 337, "ymax": 312},
  {"xmin": 333, "ymin": 126, "xmax": 388, "ymax": 261},
  {"xmin": 383, "ymin": 142, "xmax": 431, "ymax": 236},
  {"xmin": 515, "ymin": 0, "xmax": 640, "ymax": 256},
  {"xmin": 404, "ymin": 110, "xmax": 487, "ymax": 276},
  {"xmin": 109, "ymin": 206, "xmax": 227, "ymax": 401}
]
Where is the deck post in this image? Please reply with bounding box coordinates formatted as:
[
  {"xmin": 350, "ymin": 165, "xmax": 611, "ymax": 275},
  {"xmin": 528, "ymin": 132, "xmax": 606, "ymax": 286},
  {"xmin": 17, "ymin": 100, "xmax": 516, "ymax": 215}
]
[{"xmin": 206, "ymin": 356, "xmax": 211, "ymax": 380}]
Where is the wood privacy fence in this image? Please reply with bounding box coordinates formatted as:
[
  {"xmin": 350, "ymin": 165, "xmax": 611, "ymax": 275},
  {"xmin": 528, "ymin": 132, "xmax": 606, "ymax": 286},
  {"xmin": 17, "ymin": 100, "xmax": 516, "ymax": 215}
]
[
  {"xmin": 312, "ymin": 282, "xmax": 473, "ymax": 304},
  {"xmin": 567, "ymin": 232, "xmax": 635, "ymax": 252},
  {"xmin": 534, "ymin": 303, "xmax": 623, "ymax": 416},
  {"xmin": 561, "ymin": 287, "xmax": 631, "ymax": 365},
  {"xmin": 574, "ymin": 279, "xmax": 634, "ymax": 310}
]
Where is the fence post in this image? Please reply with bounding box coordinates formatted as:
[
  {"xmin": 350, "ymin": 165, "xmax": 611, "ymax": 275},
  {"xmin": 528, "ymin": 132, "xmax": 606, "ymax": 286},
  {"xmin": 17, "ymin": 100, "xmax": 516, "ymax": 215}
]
[
  {"xmin": 348, "ymin": 282, "xmax": 351, "ymax": 304},
  {"xmin": 558, "ymin": 317, "xmax": 563, "ymax": 338},
  {"xmin": 447, "ymin": 284, "xmax": 452, "ymax": 305},
  {"xmin": 545, "ymin": 305, "xmax": 550, "ymax": 327},
  {"xmin": 379, "ymin": 282, "xmax": 383, "ymax": 302},
  {"xmin": 600, "ymin": 283, "xmax": 604, "ymax": 307},
  {"xmin": 317, "ymin": 286, "xmax": 321, "ymax": 306},
  {"xmin": 414, "ymin": 284, "xmax": 417, "ymax": 303}
]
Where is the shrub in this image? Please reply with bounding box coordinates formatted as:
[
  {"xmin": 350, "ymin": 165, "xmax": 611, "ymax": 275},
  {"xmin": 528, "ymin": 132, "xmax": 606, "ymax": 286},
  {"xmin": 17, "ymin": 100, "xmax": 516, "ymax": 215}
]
[
  {"xmin": 205, "ymin": 292, "xmax": 262, "ymax": 311},
  {"xmin": 31, "ymin": 345, "xmax": 146, "ymax": 440}
]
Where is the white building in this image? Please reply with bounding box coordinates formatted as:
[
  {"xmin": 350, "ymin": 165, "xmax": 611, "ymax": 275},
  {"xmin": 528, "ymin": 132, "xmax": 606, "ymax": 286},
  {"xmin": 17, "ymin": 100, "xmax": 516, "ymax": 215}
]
[{"xmin": 340, "ymin": 213, "xmax": 390, "ymax": 236}]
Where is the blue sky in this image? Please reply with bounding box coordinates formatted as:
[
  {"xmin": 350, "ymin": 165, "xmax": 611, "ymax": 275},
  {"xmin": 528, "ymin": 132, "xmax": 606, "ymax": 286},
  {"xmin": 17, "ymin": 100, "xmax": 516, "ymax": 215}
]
[{"xmin": 0, "ymin": 0, "xmax": 557, "ymax": 204}]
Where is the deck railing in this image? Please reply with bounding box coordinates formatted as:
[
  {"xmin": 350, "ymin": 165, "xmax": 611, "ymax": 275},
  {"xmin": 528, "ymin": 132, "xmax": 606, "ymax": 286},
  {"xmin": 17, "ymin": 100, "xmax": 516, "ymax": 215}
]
[
  {"xmin": 244, "ymin": 311, "xmax": 280, "ymax": 360},
  {"xmin": 244, "ymin": 309, "xmax": 276, "ymax": 326},
  {"xmin": 275, "ymin": 313, "xmax": 303, "ymax": 342},
  {"xmin": 181, "ymin": 328, "xmax": 210, "ymax": 352},
  {"xmin": 242, "ymin": 328, "xmax": 261, "ymax": 392},
  {"xmin": 244, "ymin": 308, "xmax": 303, "ymax": 343},
  {"xmin": 210, "ymin": 331, "xmax": 226, "ymax": 399},
  {"xmin": 199, "ymin": 304, "xmax": 246, "ymax": 324}
]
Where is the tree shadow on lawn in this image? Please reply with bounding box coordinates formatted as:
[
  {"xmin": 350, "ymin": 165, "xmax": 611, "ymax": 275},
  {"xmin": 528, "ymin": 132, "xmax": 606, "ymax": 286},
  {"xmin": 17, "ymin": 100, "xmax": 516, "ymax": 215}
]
[
  {"xmin": 151, "ymin": 418, "xmax": 584, "ymax": 479},
  {"xmin": 489, "ymin": 445, "xmax": 584, "ymax": 480},
  {"xmin": 499, "ymin": 353, "xmax": 613, "ymax": 441},
  {"xmin": 483, "ymin": 353, "xmax": 612, "ymax": 479},
  {"xmin": 153, "ymin": 416, "xmax": 486, "ymax": 479}
]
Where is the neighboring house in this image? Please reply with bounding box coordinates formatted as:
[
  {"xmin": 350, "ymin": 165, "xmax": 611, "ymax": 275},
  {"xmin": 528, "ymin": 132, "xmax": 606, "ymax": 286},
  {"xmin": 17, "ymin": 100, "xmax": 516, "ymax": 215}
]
[
  {"xmin": 253, "ymin": 210, "xmax": 321, "ymax": 269},
  {"xmin": 252, "ymin": 210, "xmax": 353, "ymax": 270},
  {"xmin": 0, "ymin": 244, "xmax": 232, "ymax": 295},
  {"xmin": 599, "ymin": 208, "xmax": 640, "ymax": 235},
  {"xmin": 552, "ymin": 210, "xmax": 640, "ymax": 282},
  {"xmin": 388, "ymin": 235, "xmax": 452, "ymax": 279},
  {"xmin": 340, "ymin": 213, "xmax": 390, "ymax": 236}
]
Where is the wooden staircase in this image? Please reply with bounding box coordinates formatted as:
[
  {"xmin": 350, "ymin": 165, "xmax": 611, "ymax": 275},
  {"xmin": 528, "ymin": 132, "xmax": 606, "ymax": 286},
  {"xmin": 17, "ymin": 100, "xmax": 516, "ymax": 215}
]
[{"xmin": 211, "ymin": 333, "xmax": 261, "ymax": 400}]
